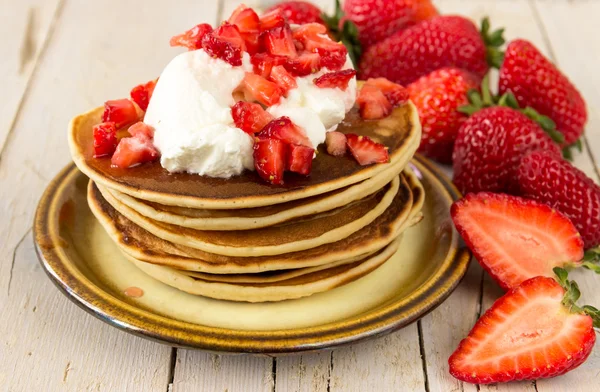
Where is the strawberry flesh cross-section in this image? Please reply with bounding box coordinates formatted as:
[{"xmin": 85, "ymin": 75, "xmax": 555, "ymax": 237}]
[{"xmin": 231, "ymin": 101, "xmax": 274, "ymax": 134}]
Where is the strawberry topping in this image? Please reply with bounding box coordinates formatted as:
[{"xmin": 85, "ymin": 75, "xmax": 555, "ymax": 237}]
[
  {"xmin": 284, "ymin": 52, "xmax": 320, "ymax": 76},
  {"xmin": 286, "ymin": 144, "xmax": 314, "ymax": 175},
  {"xmin": 314, "ymin": 69, "xmax": 356, "ymax": 90},
  {"xmin": 111, "ymin": 136, "xmax": 159, "ymax": 169},
  {"xmin": 240, "ymin": 73, "xmax": 284, "ymax": 106},
  {"xmin": 260, "ymin": 24, "xmax": 298, "ymax": 58},
  {"xmin": 93, "ymin": 122, "xmax": 118, "ymax": 158},
  {"xmin": 102, "ymin": 99, "xmax": 142, "ymax": 129},
  {"xmin": 365, "ymin": 78, "xmax": 409, "ymax": 106},
  {"xmin": 251, "ymin": 53, "xmax": 288, "ymax": 78},
  {"xmin": 130, "ymin": 79, "xmax": 158, "ymax": 111},
  {"xmin": 228, "ymin": 5, "xmax": 260, "ymax": 34},
  {"xmin": 231, "ymin": 101, "xmax": 274, "ymax": 134},
  {"xmin": 128, "ymin": 122, "xmax": 155, "ymax": 140},
  {"xmin": 201, "ymin": 25, "xmax": 244, "ymax": 66},
  {"xmin": 170, "ymin": 23, "xmax": 213, "ymax": 50},
  {"xmin": 346, "ymin": 134, "xmax": 390, "ymax": 165},
  {"xmin": 269, "ymin": 65, "xmax": 298, "ymax": 92},
  {"xmin": 259, "ymin": 10, "xmax": 287, "ymax": 31},
  {"xmin": 253, "ymin": 137, "xmax": 286, "ymax": 184},
  {"xmin": 292, "ymin": 23, "xmax": 327, "ymax": 41},
  {"xmin": 357, "ymin": 85, "xmax": 392, "ymax": 120},
  {"xmin": 258, "ymin": 116, "xmax": 312, "ymax": 148},
  {"xmin": 325, "ymin": 131, "xmax": 347, "ymax": 157}
]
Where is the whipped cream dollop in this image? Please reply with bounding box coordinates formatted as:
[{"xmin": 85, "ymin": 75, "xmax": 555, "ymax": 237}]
[{"xmin": 145, "ymin": 48, "xmax": 356, "ymax": 178}]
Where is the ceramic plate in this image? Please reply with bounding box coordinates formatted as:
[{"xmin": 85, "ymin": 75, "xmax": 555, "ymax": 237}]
[{"xmin": 34, "ymin": 155, "xmax": 470, "ymax": 354}]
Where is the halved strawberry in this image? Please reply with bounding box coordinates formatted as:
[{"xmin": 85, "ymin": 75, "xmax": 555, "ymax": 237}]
[
  {"xmin": 284, "ymin": 52, "xmax": 321, "ymax": 76},
  {"xmin": 325, "ymin": 131, "xmax": 347, "ymax": 157},
  {"xmin": 259, "ymin": 116, "xmax": 312, "ymax": 148},
  {"xmin": 201, "ymin": 27, "xmax": 243, "ymax": 66},
  {"xmin": 451, "ymin": 192, "xmax": 584, "ymax": 290},
  {"xmin": 93, "ymin": 122, "xmax": 118, "ymax": 158},
  {"xmin": 228, "ymin": 5, "xmax": 260, "ymax": 33},
  {"xmin": 127, "ymin": 122, "xmax": 155, "ymax": 140},
  {"xmin": 287, "ymin": 144, "xmax": 314, "ymax": 175},
  {"xmin": 346, "ymin": 134, "xmax": 390, "ymax": 165},
  {"xmin": 169, "ymin": 23, "xmax": 213, "ymax": 50},
  {"xmin": 253, "ymin": 137, "xmax": 286, "ymax": 184},
  {"xmin": 449, "ymin": 273, "xmax": 599, "ymax": 384},
  {"xmin": 365, "ymin": 78, "xmax": 409, "ymax": 106},
  {"xmin": 259, "ymin": 9, "xmax": 287, "ymax": 31},
  {"xmin": 102, "ymin": 99, "xmax": 143, "ymax": 129},
  {"xmin": 269, "ymin": 65, "xmax": 298, "ymax": 92},
  {"xmin": 240, "ymin": 73, "xmax": 284, "ymax": 106},
  {"xmin": 231, "ymin": 101, "xmax": 274, "ymax": 134},
  {"xmin": 357, "ymin": 85, "xmax": 392, "ymax": 120},
  {"xmin": 130, "ymin": 78, "xmax": 158, "ymax": 111},
  {"xmin": 314, "ymin": 69, "xmax": 356, "ymax": 90},
  {"xmin": 111, "ymin": 136, "xmax": 159, "ymax": 169},
  {"xmin": 260, "ymin": 25, "xmax": 298, "ymax": 58},
  {"xmin": 251, "ymin": 53, "xmax": 287, "ymax": 78}
]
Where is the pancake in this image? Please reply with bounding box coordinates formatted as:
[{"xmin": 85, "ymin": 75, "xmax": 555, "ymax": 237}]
[
  {"xmin": 69, "ymin": 101, "xmax": 421, "ymax": 209},
  {"xmin": 123, "ymin": 234, "xmax": 404, "ymax": 302},
  {"xmin": 105, "ymin": 158, "xmax": 404, "ymax": 231},
  {"xmin": 96, "ymin": 176, "xmax": 401, "ymax": 257},
  {"xmin": 87, "ymin": 169, "xmax": 424, "ymax": 273}
]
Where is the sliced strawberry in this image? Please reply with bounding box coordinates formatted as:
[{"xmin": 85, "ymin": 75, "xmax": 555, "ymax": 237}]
[
  {"xmin": 258, "ymin": 117, "xmax": 312, "ymax": 147},
  {"xmin": 365, "ymin": 78, "xmax": 409, "ymax": 106},
  {"xmin": 292, "ymin": 23, "xmax": 327, "ymax": 42},
  {"xmin": 93, "ymin": 122, "xmax": 118, "ymax": 158},
  {"xmin": 284, "ymin": 52, "xmax": 321, "ymax": 76},
  {"xmin": 250, "ymin": 53, "xmax": 287, "ymax": 78},
  {"xmin": 127, "ymin": 122, "xmax": 155, "ymax": 140},
  {"xmin": 260, "ymin": 25, "xmax": 298, "ymax": 58},
  {"xmin": 240, "ymin": 73, "xmax": 284, "ymax": 106},
  {"xmin": 241, "ymin": 31, "xmax": 260, "ymax": 54},
  {"xmin": 294, "ymin": 27, "xmax": 347, "ymax": 71},
  {"xmin": 315, "ymin": 47, "xmax": 348, "ymax": 71},
  {"xmin": 169, "ymin": 23, "xmax": 213, "ymax": 50},
  {"xmin": 314, "ymin": 69, "xmax": 356, "ymax": 90},
  {"xmin": 259, "ymin": 9, "xmax": 287, "ymax": 31},
  {"xmin": 228, "ymin": 5, "xmax": 260, "ymax": 33},
  {"xmin": 269, "ymin": 65, "xmax": 298, "ymax": 92},
  {"xmin": 231, "ymin": 101, "xmax": 274, "ymax": 134},
  {"xmin": 130, "ymin": 78, "xmax": 158, "ymax": 111},
  {"xmin": 213, "ymin": 23, "xmax": 246, "ymax": 51},
  {"xmin": 449, "ymin": 274, "xmax": 598, "ymax": 384},
  {"xmin": 287, "ymin": 144, "xmax": 314, "ymax": 175},
  {"xmin": 325, "ymin": 131, "xmax": 347, "ymax": 157},
  {"xmin": 346, "ymin": 134, "xmax": 390, "ymax": 165},
  {"xmin": 111, "ymin": 136, "xmax": 159, "ymax": 169},
  {"xmin": 357, "ymin": 85, "xmax": 392, "ymax": 120},
  {"xmin": 253, "ymin": 137, "xmax": 286, "ymax": 184},
  {"xmin": 451, "ymin": 192, "xmax": 584, "ymax": 290},
  {"xmin": 102, "ymin": 99, "xmax": 143, "ymax": 129},
  {"xmin": 201, "ymin": 28, "xmax": 243, "ymax": 66}
]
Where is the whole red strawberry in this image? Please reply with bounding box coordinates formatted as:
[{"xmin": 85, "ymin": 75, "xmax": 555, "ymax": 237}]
[
  {"xmin": 265, "ymin": 1, "xmax": 324, "ymax": 25},
  {"xmin": 407, "ymin": 67, "xmax": 480, "ymax": 163},
  {"xmin": 517, "ymin": 150, "xmax": 600, "ymax": 249},
  {"xmin": 499, "ymin": 39, "xmax": 587, "ymax": 146},
  {"xmin": 343, "ymin": 0, "xmax": 438, "ymax": 47},
  {"xmin": 359, "ymin": 16, "xmax": 495, "ymax": 85},
  {"xmin": 452, "ymin": 106, "xmax": 561, "ymax": 194}
]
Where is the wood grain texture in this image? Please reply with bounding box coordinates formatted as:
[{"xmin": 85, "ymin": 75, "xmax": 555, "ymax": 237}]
[{"xmin": 275, "ymin": 352, "xmax": 331, "ymax": 392}]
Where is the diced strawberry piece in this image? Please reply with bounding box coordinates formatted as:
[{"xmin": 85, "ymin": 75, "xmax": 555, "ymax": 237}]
[
  {"xmin": 228, "ymin": 5, "xmax": 260, "ymax": 33},
  {"xmin": 240, "ymin": 73, "xmax": 284, "ymax": 106},
  {"xmin": 201, "ymin": 25, "xmax": 246, "ymax": 66},
  {"xmin": 284, "ymin": 52, "xmax": 321, "ymax": 76},
  {"xmin": 292, "ymin": 23, "xmax": 327, "ymax": 41},
  {"xmin": 130, "ymin": 79, "xmax": 158, "ymax": 111},
  {"xmin": 231, "ymin": 101, "xmax": 274, "ymax": 134},
  {"xmin": 269, "ymin": 65, "xmax": 298, "ymax": 92},
  {"xmin": 325, "ymin": 131, "xmax": 347, "ymax": 157},
  {"xmin": 314, "ymin": 69, "xmax": 356, "ymax": 90},
  {"xmin": 315, "ymin": 47, "xmax": 348, "ymax": 71},
  {"xmin": 258, "ymin": 116, "xmax": 312, "ymax": 147},
  {"xmin": 365, "ymin": 78, "xmax": 409, "ymax": 106},
  {"xmin": 93, "ymin": 122, "xmax": 118, "ymax": 158},
  {"xmin": 251, "ymin": 53, "xmax": 287, "ymax": 78},
  {"xmin": 102, "ymin": 99, "xmax": 142, "ymax": 129},
  {"xmin": 357, "ymin": 84, "xmax": 393, "ymax": 119},
  {"xmin": 128, "ymin": 122, "xmax": 155, "ymax": 140},
  {"xmin": 346, "ymin": 134, "xmax": 390, "ymax": 165},
  {"xmin": 259, "ymin": 9, "xmax": 286, "ymax": 31},
  {"xmin": 287, "ymin": 144, "xmax": 314, "ymax": 175},
  {"xmin": 253, "ymin": 137, "xmax": 286, "ymax": 184},
  {"xmin": 241, "ymin": 31, "xmax": 260, "ymax": 55},
  {"xmin": 170, "ymin": 23, "xmax": 213, "ymax": 50},
  {"xmin": 111, "ymin": 136, "xmax": 160, "ymax": 169},
  {"xmin": 213, "ymin": 23, "xmax": 246, "ymax": 51},
  {"xmin": 260, "ymin": 25, "xmax": 298, "ymax": 58}
]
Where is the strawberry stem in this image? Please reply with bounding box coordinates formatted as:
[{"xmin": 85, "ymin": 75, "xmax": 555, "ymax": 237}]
[
  {"xmin": 553, "ymin": 267, "xmax": 600, "ymax": 328},
  {"xmin": 322, "ymin": 0, "xmax": 362, "ymax": 66},
  {"xmin": 582, "ymin": 247, "xmax": 600, "ymax": 273},
  {"xmin": 480, "ymin": 17, "xmax": 505, "ymax": 68},
  {"xmin": 562, "ymin": 138, "xmax": 583, "ymax": 161}
]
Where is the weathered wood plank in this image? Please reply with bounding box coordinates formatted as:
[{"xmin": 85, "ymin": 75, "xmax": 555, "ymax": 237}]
[{"xmin": 275, "ymin": 352, "xmax": 331, "ymax": 392}]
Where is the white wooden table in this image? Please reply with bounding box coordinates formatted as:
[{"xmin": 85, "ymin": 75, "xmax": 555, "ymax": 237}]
[{"xmin": 0, "ymin": 0, "xmax": 598, "ymax": 390}]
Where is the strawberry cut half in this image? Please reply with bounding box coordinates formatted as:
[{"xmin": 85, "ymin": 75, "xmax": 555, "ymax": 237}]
[
  {"xmin": 251, "ymin": 53, "xmax": 287, "ymax": 78},
  {"xmin": 258, "ymin": 116, "xmax": 312, "ymax": 148},
  {"xmin": 231, "ymin": 101, "xmax": 274, "ymax": 134},
  {"xmin": 228, "ymin": 5, "xmax": 260, "ymax": 33},
  {"xmin": 253, "ymin": 137, "xmax": 286, "ymax": 185},
  {"xmin": 240, "ymin": 73, "xmax": 284, "ymax": 106},
  {"xmin": 314, "ymin": 69, "xmax": 356, "ymax": 90},
  {"xmin": 287, "ymin": 144, "xmax": 314, "ymax": 176},
  {"xmin": 169, "ymin": 23, "xmax": 213, "ymax": 50},
  {"xmin": 260, "ymin": 25, "xmax": 298, "ymax": 58},
  {"xmin": 111, "ymin": 136, "xmax": 159, "ymax": 169},
  {"xmin": 451, "ymin": 192, "xmax": 584, "ymax": 290},
  {"xmin": 259, "ymin": 9, "xmax": 287, "ymax": 31},
  {"xmin": 284, "ymin": 52, "xmax": 321, "ymax": 76},
  {"xmin": 365, "ymin": 78, "xmax": 409, "ymax": 106},
  {"xmin": 357, "ymin": 85, "xmax": 392, "ymax": 120},
  {"xmin": 325, "ymin": 131, "xmax": 347, "ymax": 157},
  {"xmin": 127, "ymin": 122, "xmax": 155, "ymax": 140},
  {"xmin": 93, "ymin": 122, "xmax": 118, "ymax": 158},
  {"xmin": 130, "ymin": 78, "xmax": 158, "ymax": 111},
  {"xmin": 102, "ymin": 99, "xmax": 142, "ymax": 129},
  {"xmin": 346, "ymin": 134, "xmax": 390, "ymax": 165},
  {"xmin": 269, "ymin": 65, "xmax": 297, "ymax": 92}
]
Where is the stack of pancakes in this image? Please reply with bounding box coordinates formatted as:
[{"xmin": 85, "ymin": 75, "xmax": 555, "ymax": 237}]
[{"xmin": 69, "ymin": 102, "xmax": 424, "ymax": 302}]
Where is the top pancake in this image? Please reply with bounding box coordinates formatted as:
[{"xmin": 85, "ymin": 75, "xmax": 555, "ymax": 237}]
[{"xmin": 69, "ymin": 100, "xmax": 421, "ymax": 209}]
